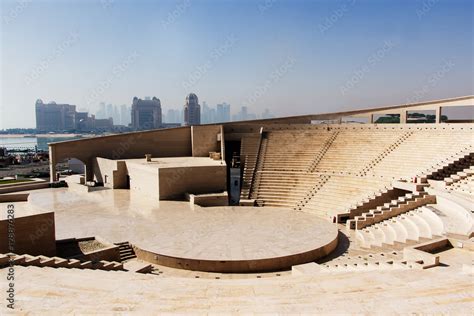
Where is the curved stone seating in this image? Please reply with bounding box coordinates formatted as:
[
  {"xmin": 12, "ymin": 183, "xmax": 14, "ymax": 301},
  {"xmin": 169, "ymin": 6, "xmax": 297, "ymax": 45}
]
[
  {"xmin": 356, "ymin": 207, "xmax": 445, "ymax": 249},
  {"xmin": 250, "ymin": 125, "xmax": 474, "ymax": 218}
]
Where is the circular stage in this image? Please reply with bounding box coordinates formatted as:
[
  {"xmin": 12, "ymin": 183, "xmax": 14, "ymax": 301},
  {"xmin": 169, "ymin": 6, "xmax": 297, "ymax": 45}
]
[
  {"xmin": 134, "ymin": 206, "xmax": 338, "ymax": 273},
  {"xmin": 31, "ymin": 189, "xmax": 338, "ymax": 273}
]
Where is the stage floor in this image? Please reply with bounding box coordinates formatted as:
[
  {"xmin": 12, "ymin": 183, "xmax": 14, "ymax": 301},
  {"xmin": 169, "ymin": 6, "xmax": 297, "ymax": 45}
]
[{"xmin": 22, "ymin": 188, "xmax": 338, "ymax": 272}]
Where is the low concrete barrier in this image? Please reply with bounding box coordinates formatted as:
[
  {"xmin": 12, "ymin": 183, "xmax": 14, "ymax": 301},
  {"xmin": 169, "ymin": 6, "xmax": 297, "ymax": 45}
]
[
  {"xmin": 0, "ymin": 181, "xmax": 49, "ymax": 194},
  {"xmin": 0, "ymin": 193, "xmax": 29, "ymax": 202},
  {"xmin": 186, "ymin": 192, "xmax": 229, "ymax": 210}
]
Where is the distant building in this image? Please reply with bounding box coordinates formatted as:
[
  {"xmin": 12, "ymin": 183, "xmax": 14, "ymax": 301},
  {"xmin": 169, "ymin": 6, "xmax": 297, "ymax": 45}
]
[
  {"xmin": 202, "ymin": 102, "xmax": 217, "ymax": 124},
  {"xmin": 131, "ymin": 97, "xmax": 162, "ymax": 130},
  {"xmin": 165, "ymin": 108, "xmax": 183, "ymax": 124},
  {"xmin": 261, "ymin": 108, "xmax": 275, "ymax": 119},
  {"xmin": 184, "ymin": 93, "xmax": 201, "ymax": 126},
  {"xmin": 35, "ymin": 99, "xmax": 77, "ymax": 132},
  {"xmin": 232, "ymin": 106, "xmax": 259, "ymax": 121},
  {"xmin": 120, "ymin": 104, "xmax": 131, "ymax": 126},
  {"xmin": 96, "ymin": 102, "xmax": 106, "ymax": 119},
  {"xmin": 36, "ymin": 99, "xmax": 119, "ymax": 133},
  {"xmin": 216, "ymin": 103, "xmax": 231, "ymax": 122},
  {"xmin": 95, "ymin": 117, "xmax": 114, "ymax": 130},
  {"xmin": 75, "ymin": 112, "xmax": 95, "ymax": 132}
]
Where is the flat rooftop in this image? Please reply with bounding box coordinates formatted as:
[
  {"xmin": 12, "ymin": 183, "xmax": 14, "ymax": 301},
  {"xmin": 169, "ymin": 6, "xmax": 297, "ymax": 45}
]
[{"xmin": 124, "ymin": 156, "xmax": 224, "ymax": 168}]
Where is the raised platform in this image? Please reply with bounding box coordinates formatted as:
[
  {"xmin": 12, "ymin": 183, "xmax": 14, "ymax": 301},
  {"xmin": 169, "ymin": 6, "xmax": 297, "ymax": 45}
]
[
  {"xmin": 125, "ymin": 156, "xmax": 224, "ymax": 168},
  {"xmin": 134, "ymin": 206, "xmax": 338, "ymax": 272},
  {"xmin": 123, "ymin": 157, "xmax": 227, "ymax": 200},
  {"xmin": 24, "ymin": 188, "xmax": 338, "ymax": 273}
]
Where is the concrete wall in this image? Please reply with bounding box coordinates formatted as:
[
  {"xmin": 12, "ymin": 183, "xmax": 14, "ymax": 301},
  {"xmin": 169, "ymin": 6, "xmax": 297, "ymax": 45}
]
[
  {"xmin": 93, "ymin": 157, "xmax": 128, "ymax": 189},
  {"xmin": 0, "ymin": 212, "xmax": 56, "ymax": 256},
  {"xmin": 159, "ymin": 165, "xmax": 226, "ymax": 200},
  {"xmin": 50, "ymin": 127, "xmax": 192, "ymax": 182},
  {"xmin": 191, "ymin": 125, "xmax": 222, "ymax": 157},
  {"xmin": 127, "ymin": 163, "xmax": 159, "ymax": 202},
  {"xmin": 0, "ymin": 193, "xmax": 29, "ymax": 203}
]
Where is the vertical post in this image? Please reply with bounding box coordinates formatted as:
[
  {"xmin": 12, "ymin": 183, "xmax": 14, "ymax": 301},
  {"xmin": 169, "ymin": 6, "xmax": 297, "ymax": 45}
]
[
  {"xmin": 435, "ymin": 106, "xmax": 442, "ymax": 123},
  {"xmin": 85, "ymin": 159, "xmax": 94, "ymax": 182},
  {"xmin": 369, "ymin": 114, "xmax": 374, "ymax": 124},
  {"xmin": 190, "ymin": 125, "xmax": 195, "ymax": 156},
  {"xmin": 400, "ymin": 110, "xmax": 407, "ymax": 124},
  {"xmin": 220, "ymin": 125, "xmax": 225, "ymax": 163},
  {"xmin": 49, "ymin": 145, "xmax": 57, "ymax": 183}
]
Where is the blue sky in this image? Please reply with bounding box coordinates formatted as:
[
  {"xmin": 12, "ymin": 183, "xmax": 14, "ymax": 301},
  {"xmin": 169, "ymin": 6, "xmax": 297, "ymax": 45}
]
[{"xmin": 0, "ymin": 0, "xmax": 472, "ymax": 128}]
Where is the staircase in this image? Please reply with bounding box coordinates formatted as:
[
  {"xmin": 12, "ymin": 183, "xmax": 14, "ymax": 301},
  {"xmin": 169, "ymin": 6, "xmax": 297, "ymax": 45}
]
[
  {"xmin": 294, "ymin": 175, "xmax": 331, "ymax": 210},
  {"xmin": 250, "ymin": 137, "xmax": 268, "ymax": 201},
  {"xmin": 347, "ymin": 191, "xmax": 436, "ymax": 230},
  {"xmin": 239, "ymin": 135, "xmax": 262, "ymax": 200},
  {"xmin": 339, "ymin": 187, "xmax": 404, "ymax": 223},
  {"xmin": 429, "ymin": 152, "xmax": 474, "ymax": 181},
  {"xmin": 0, "ymin": 253, "xmax": 124, "ymax": 271},
  {"xmin": 359, "ymin": 131, "xmax": 413, "ymax": 176},
  {"xmin": 308, "ymin": 131, "xmax": 339, "ymax": 172},
  {"xmin": 114, "ymin": 242, "xmax": 137, "ymax": 261}
]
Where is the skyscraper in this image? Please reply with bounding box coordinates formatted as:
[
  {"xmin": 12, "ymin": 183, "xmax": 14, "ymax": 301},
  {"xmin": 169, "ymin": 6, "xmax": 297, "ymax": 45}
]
[
  {"xmin": 120, "ymin": 104, "xmax": 130, "ymax": 126},
  {"xmin": 96, "ymin": 102, "xmax": 106, "ymax": 119},
  {"xmin": 216, "ymin": 102, "xmax": 231, "ymax": 122},
  {"xmin": 184, "ymin": 93, "xmax": 201, "ymax": 126},
  {"xmin": 165, "ymin": 108, "xmax": 182, "ymax": 124},
  {"xmin": 131, "ymin": 96, "xmax": 162, "ymax": 130}
]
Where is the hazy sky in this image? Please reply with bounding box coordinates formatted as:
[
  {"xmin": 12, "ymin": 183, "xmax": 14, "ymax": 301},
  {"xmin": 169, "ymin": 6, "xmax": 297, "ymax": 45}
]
[{"xmin": 0, "ymin": 0, "xmax": 472, "ymax": 129}]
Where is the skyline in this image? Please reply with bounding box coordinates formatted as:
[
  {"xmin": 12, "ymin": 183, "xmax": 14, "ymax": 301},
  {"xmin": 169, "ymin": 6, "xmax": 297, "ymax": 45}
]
[{"xmin": 1, "ymin": 0, "xmax": 473, "ymax": 129}]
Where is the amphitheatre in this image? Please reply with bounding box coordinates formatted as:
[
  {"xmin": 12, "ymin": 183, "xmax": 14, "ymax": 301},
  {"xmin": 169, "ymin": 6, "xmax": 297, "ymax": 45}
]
[{"xmin": 1, "ymin": 95, "xmax": 473, "ymax": 313}]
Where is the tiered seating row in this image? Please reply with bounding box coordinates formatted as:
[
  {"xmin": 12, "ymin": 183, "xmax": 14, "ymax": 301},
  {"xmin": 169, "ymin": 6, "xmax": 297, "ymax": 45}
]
[
  {"xmin": 261, "ymin": 131, "xmax": 331, "ymax": 172},
  {"xmin": 253, "ymin": 171, "xmax": 328, "ymax": 207},
  {"xmin": 447, "ymin": 174, "xmax": 474, "ymax": 196},
  {"xmin": 318, "ymin": 250, "xmax": 427, "ymax": 271},
  {"xmin": 314, "ymin": 130, "xmax": 404, "ymax": 174},
  {"xmin": 368, "ymin": 131, "xmax": 474, "ymax": 179},
  {"xmin": 300, "ymin": 175, "xmax": 390, "ymax": 218}
]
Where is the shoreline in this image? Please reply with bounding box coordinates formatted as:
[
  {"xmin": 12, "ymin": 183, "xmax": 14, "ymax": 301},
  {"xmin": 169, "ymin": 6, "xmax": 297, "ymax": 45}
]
[{"xmin": 0, "ymin": 134, "xmax": 95, "ymax": 138}]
